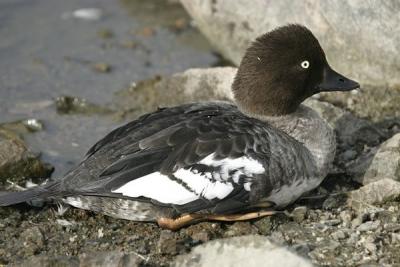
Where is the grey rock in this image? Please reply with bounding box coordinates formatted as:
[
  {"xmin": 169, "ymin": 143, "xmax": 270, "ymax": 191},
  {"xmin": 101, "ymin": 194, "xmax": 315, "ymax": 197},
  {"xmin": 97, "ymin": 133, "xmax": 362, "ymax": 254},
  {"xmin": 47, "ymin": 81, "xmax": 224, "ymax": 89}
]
[
  {"xmin": 351, "ymin": 214, "xmax": 366, "ymax": 229},
  {"xmin": 360, "ymin": 133, "xmax": 400, "ymax": 185},
  {"xmin": 339, "ymin": 210, "xmax": 353, "ymax": 228},
  {"xmin": 269, "ymin": 231, "xmax": 287, "ymax": 246},
  {"xmin": 346, "ymin": 232, "xmax": 360, "ymax": 245},
  {"xmin": 365, "ymin": 242, "xmax": 377, "ymax": 254},
  {"xmin": 0, "ymin": 128, "xmax": 51, "ymax": 185},
  {"xmin": 16, "ymin": 255, "xmax": 79, "ymax": 267},
  {"xmin": 341, "ymin": 149, "xmax": 358, "ymax": 162},
  {"xmin": 181, "ymin": 0, "xmax": 400, "ymax": 87},
  {"xmin": 331, "ymin": 230, "xmax": 347, "ymax": 240},
  {"xmin": 15, "ymin": 251, "xmax": 142, "ymax": 267},
  {"xmin": 173, "ymin": 235, "xmax": 312, "ymax": 267},
  {"xmin": 348, "ymin": 179, "xmax": 400, "ymax": 211},
  {"xmin": 291, "ymin": 206, "xmax": 308, "ymax": 223},
  {"xmin": 322, "ymin": 196, "xmax": 342, "ymax": 210},
  {"xmin": 160, "ymin": 67, "xmax": 236, "ymax": 104},
  {"xmin": 223, "ymin": 222, "xmax": 258, "ymax": 238},
  {"xmin": 113, "ymin": 67, "xmax": 236, "ymax": 120},
  {"xmin": 391, "ymin": 233, "xmax": 400, "ymax": 244},
  {"xmin": 19, "ymin": 226, "xmax": 45, "ymax": 256},
  {"xmin": 290, "ymin": 243, "xmax": 313, "ymax": 258},
  {"xmin": 78, "ymin": 251, "xmax": 142, "ymax": 267},
  {"xmin": 346, "ymin": 147, "xmax": 379, "ymax": 184},
  {"xmin": 383, "ymin": 223, "xmax": 400, "ymax": 232},
  {"xmin": 157, "ymin": 230, "xmax": 178, "ymax": 255},
  {"xmin": 321, "ymin": 219, "xmax": 341, "ymax": 226},
  {"xmin": 357, "ymin": 221, "xmax": 381, "ymax": 232},
  {"xmin": 253, "ymin": 216, "xmax": 273, "ymax": 235},
  {"xmin": 190, "ymin": 230, "xmax": 211, "ymax": 243}
]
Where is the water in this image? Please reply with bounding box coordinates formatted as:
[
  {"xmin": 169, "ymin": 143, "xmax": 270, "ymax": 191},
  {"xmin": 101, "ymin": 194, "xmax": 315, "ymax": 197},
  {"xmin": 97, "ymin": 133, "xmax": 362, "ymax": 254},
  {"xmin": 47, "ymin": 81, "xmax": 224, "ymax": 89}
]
[{"xmin": 0, "ymin": 0, "xmax": 218, "ymax": 177}]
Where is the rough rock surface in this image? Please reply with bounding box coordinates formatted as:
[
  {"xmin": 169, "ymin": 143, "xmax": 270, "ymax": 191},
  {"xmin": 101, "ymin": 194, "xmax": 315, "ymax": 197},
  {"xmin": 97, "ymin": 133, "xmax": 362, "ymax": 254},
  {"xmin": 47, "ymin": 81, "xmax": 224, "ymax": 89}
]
[
  {"xmin": 0, "ymin": 128, "xmax": 51, "ymax": 186},
  {"xmin": 360, "ymin": 133, "xmax": 400, "ymax": 185},
  {"xmin": 173, "ymin": 235, "xmax": 312, "ymax": 267},
  {"xmin": 113, "ymin": 67, "xmax": 236, "ymax": 120},
  {"xmin": 15, "ymin": 250, "xmax": 142, "ymax": 267},
  {"xmin": 181, "ymin": 0, "xmax": 400, "ymax": 86},
  {"xmin": 348, "ymin": 179, "xmax": 400, "ymax": 211}
]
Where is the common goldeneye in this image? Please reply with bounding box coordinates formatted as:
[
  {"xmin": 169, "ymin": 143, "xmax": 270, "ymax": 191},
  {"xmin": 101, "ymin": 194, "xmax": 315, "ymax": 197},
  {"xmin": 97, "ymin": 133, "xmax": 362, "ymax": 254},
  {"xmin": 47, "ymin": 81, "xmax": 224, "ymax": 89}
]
[{"xmin": 0, "ymin": 24, "xmax": 359, "ymax": 230}]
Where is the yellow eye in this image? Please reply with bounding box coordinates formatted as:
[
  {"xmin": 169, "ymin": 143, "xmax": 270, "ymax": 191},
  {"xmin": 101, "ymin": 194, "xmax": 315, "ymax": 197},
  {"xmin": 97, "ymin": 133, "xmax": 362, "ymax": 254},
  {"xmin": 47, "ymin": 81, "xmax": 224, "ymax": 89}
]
[{"xmin": 301, "ymin": 60, "xmax": 310, "ymax": 69}]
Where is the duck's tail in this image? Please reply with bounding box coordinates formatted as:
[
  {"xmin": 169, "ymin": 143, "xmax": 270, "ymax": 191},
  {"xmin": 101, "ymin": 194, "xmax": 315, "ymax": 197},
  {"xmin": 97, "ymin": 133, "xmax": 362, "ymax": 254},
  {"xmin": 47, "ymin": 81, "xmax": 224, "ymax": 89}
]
[{"xmin": 0, "ymin": 182, "xmax": 61, "ymax": 206}]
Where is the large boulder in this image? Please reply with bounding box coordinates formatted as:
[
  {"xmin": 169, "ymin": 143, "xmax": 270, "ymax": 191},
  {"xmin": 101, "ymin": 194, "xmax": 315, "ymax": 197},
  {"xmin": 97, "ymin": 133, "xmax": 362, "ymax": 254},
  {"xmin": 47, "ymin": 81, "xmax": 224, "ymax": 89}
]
[
  {"xmin": 181, "ymin": 0, "xmax": 400, "ymax": 87},
  {"xmin": 348, "ymin": 178, "xmax": 400, "ymax": 211},
  {"xmin": 360, "ymin": 133, "xmax": 400, "ymax": 185},
  {"xmin": 173, "ymin": 235, "xmax": 312, "ymax": 267}
]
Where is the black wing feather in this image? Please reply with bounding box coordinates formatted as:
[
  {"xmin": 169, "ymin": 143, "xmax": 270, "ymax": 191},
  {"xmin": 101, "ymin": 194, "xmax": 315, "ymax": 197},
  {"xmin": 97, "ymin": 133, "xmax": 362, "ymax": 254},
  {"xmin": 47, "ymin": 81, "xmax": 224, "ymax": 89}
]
[{"xmin": 59, "ymin": 102, "xmax": 288, "ymax": 214}]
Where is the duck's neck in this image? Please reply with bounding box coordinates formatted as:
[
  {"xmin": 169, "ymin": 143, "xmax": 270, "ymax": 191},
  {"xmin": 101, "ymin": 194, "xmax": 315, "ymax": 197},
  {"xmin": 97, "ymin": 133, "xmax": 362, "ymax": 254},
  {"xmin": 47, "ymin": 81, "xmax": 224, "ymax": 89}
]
[{"xmin": 244, "ymin": 104, "xmax": 336, "ymax": 177}]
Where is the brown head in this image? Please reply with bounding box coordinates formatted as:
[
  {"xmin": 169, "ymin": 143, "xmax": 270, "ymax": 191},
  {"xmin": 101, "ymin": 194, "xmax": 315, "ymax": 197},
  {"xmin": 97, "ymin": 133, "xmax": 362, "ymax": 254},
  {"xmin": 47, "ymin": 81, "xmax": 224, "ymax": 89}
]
[{"xmin": 232, "ymin": 24, "xmax": 359, "ymax": 116}]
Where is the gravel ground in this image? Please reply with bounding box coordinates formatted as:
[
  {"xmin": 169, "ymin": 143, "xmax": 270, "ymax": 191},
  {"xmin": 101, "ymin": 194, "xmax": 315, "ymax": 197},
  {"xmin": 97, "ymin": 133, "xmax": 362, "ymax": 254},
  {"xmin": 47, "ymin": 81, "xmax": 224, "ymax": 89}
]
[{"xmin": 1, "ymin": 1, "xmax": 400, "ymax": 266}]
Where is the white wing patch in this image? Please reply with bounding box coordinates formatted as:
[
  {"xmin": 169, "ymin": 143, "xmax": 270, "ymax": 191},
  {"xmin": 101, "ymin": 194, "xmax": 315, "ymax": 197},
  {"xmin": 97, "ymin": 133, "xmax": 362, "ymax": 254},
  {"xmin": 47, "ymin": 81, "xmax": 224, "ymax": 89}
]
[
  {"xmin": 174, "ymin": 168, "xmax": 234, "ymax": 200},
  {"xmin": 112, "ymin": 172, "xmax": 198, "ymax": 205},
  {"xmin": 112, "ymin": 154, "xmax": 265, "ymax": 205}
]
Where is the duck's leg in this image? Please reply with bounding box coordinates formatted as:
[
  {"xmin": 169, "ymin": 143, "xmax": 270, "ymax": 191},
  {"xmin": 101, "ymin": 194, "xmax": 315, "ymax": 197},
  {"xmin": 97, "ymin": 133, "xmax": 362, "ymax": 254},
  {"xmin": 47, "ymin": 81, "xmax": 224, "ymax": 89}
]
[
  {"xmin": 157, "ymin": 214, "xmax": 204, "ymax": 231},
  {"xmin": 205, "ymin": 210, "xmax": 277, "ymax": 221},
  {"xmin": 157, "ymin": 210, "xmax": 277, "ymax": 230}
]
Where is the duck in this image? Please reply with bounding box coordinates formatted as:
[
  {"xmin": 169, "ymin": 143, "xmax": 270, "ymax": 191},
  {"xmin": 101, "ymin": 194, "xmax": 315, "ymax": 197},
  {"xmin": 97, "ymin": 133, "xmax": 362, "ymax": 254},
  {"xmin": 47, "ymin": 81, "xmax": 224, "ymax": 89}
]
[{"xmin": 0, "ymin": 24, "xmax": 359, "ymax": 230}]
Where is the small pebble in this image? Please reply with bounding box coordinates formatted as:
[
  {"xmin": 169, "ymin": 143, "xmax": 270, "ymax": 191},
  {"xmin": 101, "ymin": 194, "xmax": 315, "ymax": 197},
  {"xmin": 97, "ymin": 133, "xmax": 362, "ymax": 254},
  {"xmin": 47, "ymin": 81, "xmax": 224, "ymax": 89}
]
[
  {"xmin": 191, "ymin": 230, "xmax": 211, "ymax": 243},
  {"xmin": 157, "ymin": 230, "xmax": 177, "ymax": 255},
  {"xmin": 67, "ymin": 8, "xmax": 103, "ymax": 21},
  {"xmin": 322, "ymin": 196, "xmax": 341, "ymax": 209},
  {"xmin": 341, "ymin": 149, "xmax": 357, "ymax": 161},
  {"xmin": 340, "ymin": 210, "xmax": 353, "ymax": 227},
  {"xmin": 120, "ymin": 40, "xmax": 138, "ymax": 49},
  {"xmin": 322, "ymin": 219, "xmax": 341, "ymax": 226},
  {"xmin": 347, "ymin": 232, "xmax": 359, "ymax": 245},
  {"xmin": 97, "ymin": 29, "xmax": 114, "ymax": 39},
  {"xmin": 391, "ymin": 233, "xmax": 400, "ymax": 244},
  {"xmin": 332, "ymin": 230, "xmax": 347, "ymax": 240},
  {"xmin": 19, "ymin": 226, "xmax": 45, "ymax": 256},
  {"xmin": 137, "ymin": 27, "xmax": 155, "ymax": 37},
  {"xmin": 174, "ymin": 18, "xmax": 187, "ymax": 30},
  {"xmin": 365, "ymin": 242, "xmax": 377, "ymax": 254},
  {"xmin": 92, "ymin": 63, "xmax": 111, "ymax": 73},
  {"xmin": 291, "ymin": 243, "xmax": 312, "ymax": 257},
  {"xmin": 351, "ymin": 216, "xmax": 364, "ymax": 229},
  {"xmin": 357, "ymin": 221, "xmax": 380, "ymax": 232},
  {"xmin": 383, "ymin": 223, "xmax": 400, "ymax": 232},
  {"xmin": 291, "ymin": 206, "xmax": 307, "ymax": 223},
  {"xmin": 22, "ymin": 118, "xmax": 44, "ymax": 132}
]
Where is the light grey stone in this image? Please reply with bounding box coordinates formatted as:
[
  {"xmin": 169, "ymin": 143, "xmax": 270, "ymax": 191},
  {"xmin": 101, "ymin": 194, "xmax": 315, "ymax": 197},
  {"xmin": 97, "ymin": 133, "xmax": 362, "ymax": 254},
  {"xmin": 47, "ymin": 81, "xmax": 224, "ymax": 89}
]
[
  {"xmin": 348, "ymin": 179, "xmax": 400, "ymax": 211},
  {"xmin": 17, "ymin": 251, "xmax": 143, "ymax": 267},
  {"xmin": 331, "ymin": 230, "xmax": 347, "ymax": 240},
  {"xmin": 173, "ymin": 235, "xmax": 312, "ymax": 267},
  {"xmin": 291, "ymin": 206, "xmax": 308, "ymax": 223},
  {"xmin": 357, "ymin": 220, "xmax": 381, "ymax": 232},
  {"xmin": 181, "ymin": 0, "xmax": 400, "ymax": 86},
  {"xmin": 159, "ymin": 67, "xmax": 235, "ymax": 105},
  {"xmin": 0, "ymin": 128, "xmax": 50, "ymax": 184},
  {"xmin": 361, "ymin": 133, "xmax": 400, "ymax": 185},
  {"xmin": 78, "ymin": 250, "xmax": 142, "ymax": 267}
]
